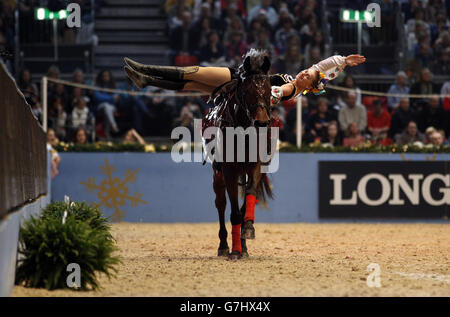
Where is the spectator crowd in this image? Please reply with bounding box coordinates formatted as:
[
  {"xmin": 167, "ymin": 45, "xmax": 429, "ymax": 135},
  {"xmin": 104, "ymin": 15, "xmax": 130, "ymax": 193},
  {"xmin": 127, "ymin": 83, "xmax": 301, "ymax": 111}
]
[{"xmin": 2, "ymin": 0, "xmax": 450, "ymax": 148}]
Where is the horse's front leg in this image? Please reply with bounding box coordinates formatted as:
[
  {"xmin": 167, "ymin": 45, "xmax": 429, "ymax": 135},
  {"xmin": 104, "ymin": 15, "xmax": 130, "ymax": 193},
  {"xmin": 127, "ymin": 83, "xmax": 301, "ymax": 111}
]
[
  {"xmin": 213, "ymin": 169, "xmax": 229, "ymax": 256},
  {"xmin": 242, "ymin": 167, "xmax": 262, "ymax": 240},
  {"xmin": 223, "ymin": 168, "xmax": 242, "ymax": 260}
]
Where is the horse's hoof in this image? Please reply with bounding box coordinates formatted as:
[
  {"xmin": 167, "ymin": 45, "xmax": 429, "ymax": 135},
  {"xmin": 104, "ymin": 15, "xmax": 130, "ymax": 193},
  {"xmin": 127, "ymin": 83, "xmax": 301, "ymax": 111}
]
[
  {"xmin": 217, "ymin": 248, "xmax": 230, "ymax": 257},
  {"xmin": 242, "ymin": 221, "xmax": 255, "ymax": 240},
  {"xmin": 241, "ymin": 250, "xmax": 249, "ymax": 258},
  {"xmin": 228, "ymin": 250, "xmax": 242, "ymax": 260}
]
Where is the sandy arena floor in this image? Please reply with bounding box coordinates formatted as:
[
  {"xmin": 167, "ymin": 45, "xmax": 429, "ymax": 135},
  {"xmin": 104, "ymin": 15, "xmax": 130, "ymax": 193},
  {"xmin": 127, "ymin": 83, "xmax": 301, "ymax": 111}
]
[{"xmin": 11, "ymin": 223, "xmax": 450, "ymax": 297}]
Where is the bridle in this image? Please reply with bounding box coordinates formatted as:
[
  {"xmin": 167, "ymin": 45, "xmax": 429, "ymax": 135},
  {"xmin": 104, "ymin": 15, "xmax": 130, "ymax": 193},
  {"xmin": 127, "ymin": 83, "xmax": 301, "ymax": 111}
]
[{"xmin": 236, "ymin": 75, "xmax": 271, "ymax": 128}]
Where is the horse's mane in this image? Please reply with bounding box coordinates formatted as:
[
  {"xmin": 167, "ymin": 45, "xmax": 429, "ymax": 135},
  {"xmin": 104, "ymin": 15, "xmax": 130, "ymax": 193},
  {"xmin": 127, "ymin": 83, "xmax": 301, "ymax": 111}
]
[
  {"xmin": 237, "ymin": 49, "xmax": 270, "ymax": 78},
  {"xmin": 203, "ymin": 49, "xmax": 271, "ymax": 131},
  {"xmin": 209, "ymin": 49, "xmax": 270, "ymax": 102}
]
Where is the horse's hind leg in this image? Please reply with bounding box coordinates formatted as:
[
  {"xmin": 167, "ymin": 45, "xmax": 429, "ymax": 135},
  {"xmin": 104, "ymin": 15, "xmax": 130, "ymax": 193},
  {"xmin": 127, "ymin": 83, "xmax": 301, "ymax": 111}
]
[
  {"xmin": 213, "ymin": 169, "xmax": 229, "ymax": 256},
  {"xmin": 242, "ymin": 170, "xmax": 261, "ymax": 240},
  {"xmin": 240, "ymin": 199, "xmax": 249, "ymax": 258}
]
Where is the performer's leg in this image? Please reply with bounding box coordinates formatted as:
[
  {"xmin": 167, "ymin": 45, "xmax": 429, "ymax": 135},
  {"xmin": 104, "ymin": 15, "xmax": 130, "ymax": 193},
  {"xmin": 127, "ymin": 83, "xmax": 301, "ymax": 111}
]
[
  {"xmin": 125, "ymin": 58, "xmax": 231, "ymax": 87},
  {"xmin": 183, "ymin": 67, "xmax": 231, "ymax": 88},
  {"xmin": 126, "ymin": 66, "xmax": 216, "ymax": 94},
  {"xmin": 183, "ymin": 81, "xmax": 216, "ymax": 94}
]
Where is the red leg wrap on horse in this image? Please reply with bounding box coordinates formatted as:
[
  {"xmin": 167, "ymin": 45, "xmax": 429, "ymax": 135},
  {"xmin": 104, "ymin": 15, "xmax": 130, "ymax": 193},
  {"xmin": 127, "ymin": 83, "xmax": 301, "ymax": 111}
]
[
  {"xmin": 231, "ymin": 224, "xmax": 242, "ymax": 253},
  {"xmin": 244, "ymin": 194, "xmax": 258, "ymax": 222}
]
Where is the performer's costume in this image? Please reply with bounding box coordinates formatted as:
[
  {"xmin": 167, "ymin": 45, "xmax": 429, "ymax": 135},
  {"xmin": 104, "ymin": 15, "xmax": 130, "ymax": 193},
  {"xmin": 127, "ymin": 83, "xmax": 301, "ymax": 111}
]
[{"xmin": 124, "ymin": 55, "xmax": 347, "ymax": 102}]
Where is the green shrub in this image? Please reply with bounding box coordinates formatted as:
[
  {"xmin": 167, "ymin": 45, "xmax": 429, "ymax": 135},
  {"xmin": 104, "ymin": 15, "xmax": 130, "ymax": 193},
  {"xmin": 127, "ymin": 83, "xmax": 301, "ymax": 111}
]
[
  {"xmin": 41, "ymin": 201, "xmax": 111, "ymax": 234},
  {"xmin": 15, "ymin": 205, "xmax": 120, "ymax": 291}
]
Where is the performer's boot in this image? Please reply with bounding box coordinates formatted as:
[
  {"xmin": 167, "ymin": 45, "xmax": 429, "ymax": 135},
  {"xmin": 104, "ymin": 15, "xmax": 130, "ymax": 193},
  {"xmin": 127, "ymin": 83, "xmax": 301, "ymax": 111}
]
[
  {"xmin": 124, "ymin": 57, "xmax": 199, "ymax": 81},
  {"xmin": 124, "ymin": 66, "xmax": 188, "ymax": 91}
]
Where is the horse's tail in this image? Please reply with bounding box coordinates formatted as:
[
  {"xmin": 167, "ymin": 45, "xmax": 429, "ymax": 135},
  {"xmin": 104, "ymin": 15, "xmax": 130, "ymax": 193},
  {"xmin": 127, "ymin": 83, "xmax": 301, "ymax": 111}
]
[{"xmin": 256, "ymin": 173, "xmax": 273, "ymax": 203}]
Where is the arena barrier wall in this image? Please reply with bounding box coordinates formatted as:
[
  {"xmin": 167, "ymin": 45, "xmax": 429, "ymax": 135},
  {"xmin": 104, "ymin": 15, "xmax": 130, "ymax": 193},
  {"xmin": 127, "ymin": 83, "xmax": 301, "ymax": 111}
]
[
  {"xmin": 51, "ymin": 153, "xmax": 450, "ymax": 223},
  {"xmin": 0, "ymin": 63, "xmax": 50, "ymax": 297},
  {"xmin": 0, "ymin": 62, "xmax": 47, "ymax": 217}
]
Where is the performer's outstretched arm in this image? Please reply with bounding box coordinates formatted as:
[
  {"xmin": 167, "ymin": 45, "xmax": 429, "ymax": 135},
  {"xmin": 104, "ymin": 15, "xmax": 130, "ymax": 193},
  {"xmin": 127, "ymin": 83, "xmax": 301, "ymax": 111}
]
[{"xmin": 272, "ymin": 54, "xmax": 366, "ymax": 103}]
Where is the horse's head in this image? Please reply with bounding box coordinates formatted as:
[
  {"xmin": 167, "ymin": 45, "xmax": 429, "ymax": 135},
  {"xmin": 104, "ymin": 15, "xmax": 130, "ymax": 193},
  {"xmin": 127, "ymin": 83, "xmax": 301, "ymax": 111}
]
[{"xmin": 237, "ymin": 50, "xmax": 272, "ymax": 126}]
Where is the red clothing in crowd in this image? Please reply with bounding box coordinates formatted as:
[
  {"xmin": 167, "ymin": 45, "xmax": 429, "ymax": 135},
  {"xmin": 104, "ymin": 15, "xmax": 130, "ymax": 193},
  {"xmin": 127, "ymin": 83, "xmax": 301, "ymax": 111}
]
[
  {"xmin": 343, "ymin": 135, "xmax": 365, "ymax": 147},
  {"xmin": 367, "ymin": 110, "xmax": 391, "ymax": 130}
]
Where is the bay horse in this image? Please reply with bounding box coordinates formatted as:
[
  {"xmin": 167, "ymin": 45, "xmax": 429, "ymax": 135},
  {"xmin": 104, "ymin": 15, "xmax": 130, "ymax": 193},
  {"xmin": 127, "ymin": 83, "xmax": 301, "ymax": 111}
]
[{"xmin": 202, "ymin": 50, "xmax": 275, "ymax": 260}]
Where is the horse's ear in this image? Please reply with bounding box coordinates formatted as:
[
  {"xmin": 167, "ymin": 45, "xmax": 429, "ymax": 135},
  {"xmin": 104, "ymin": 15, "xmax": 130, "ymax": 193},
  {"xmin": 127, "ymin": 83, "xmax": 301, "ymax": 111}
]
[
  {"xmin": 243, "ymin": 56, "xmax": 251, "ymax": 73},
  {"xmin": 261, "ymin": 56, "xmax": 271, "ymax": 74}
]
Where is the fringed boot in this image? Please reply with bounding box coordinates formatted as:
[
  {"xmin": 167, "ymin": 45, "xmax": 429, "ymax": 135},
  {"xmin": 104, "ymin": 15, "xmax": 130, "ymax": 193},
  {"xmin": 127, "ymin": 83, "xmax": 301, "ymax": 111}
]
[
  {"xmin": 124, "ymin": 66, "xmax": 188, "ymax": 91},
  {"xmin": 124, "ymin": 57, "xmax": 199, "ymax": 81}
]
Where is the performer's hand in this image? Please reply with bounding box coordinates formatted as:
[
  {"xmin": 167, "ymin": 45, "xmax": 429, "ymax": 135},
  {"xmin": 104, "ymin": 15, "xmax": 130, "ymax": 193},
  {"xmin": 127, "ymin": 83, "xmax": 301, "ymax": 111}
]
[{"xmin": 345, "ymin": 55, "xmax": 366, "ymax": 66}]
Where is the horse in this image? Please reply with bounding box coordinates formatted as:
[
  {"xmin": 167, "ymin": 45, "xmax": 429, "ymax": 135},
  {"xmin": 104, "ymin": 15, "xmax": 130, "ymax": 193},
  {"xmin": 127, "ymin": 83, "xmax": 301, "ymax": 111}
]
[{"xmin": 202, "ymin": 50, "xmax": 275, "ymax": 260}]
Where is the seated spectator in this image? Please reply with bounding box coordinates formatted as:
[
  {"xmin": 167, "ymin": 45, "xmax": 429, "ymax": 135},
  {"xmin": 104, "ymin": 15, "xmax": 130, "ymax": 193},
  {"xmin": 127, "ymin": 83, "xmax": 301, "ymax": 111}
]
[
  {"xmin": 247, "ymin": 0, "xmax": 278, "ymax": 28},
  {"xmin": 425, "ymin": 126, "xmax": 437, "ymax": 144},
  {"xmin": 70, "ymin": 97, "xmax": 94, "ymax": 142},
  {"xmin": 193, "ymin": 2, "xmax": 222, "ymax": 34},
  {"xmin": 199, "ymin": 31, "xmax": 226, "ymax": 66},
  {"xmin": 274, "ymin": 15, "xmax": 299, "ymax": 54},
  {"xmin": 274, "ymin": 43, "xmax": 303, "ymax": 76},
  {"xmin": 432, "ymin": 30, "xmax": 449, "ymax": 59},
  {"xmin": 441, "ymin": 81, "xmax": 450, "ymax": 111},
  {"xmin": 343, "ymin": 122, "xmax": 365, "ymax": 147},
  {"xmin": 337, "ymin": 75, "xmax": 362, "ymax": 109},
  {"xmin": 250, "ymin": 29, "xmax": 275, "ymax": 59},
  {"xmin": 389, "ymin": 97, "xmax": 417, "ymax": 138},
  {"xmin": 271, "ymin": 105, "xmax": 285, "ymax": 126},
  {"xmin": 123, "ymin": 128, "xmax": 146, "ymax": 145},
  {"xmin": 224, "ymin": 16, "xmax": 246, "ymax": 45},
  {"xmin": 429, "ymin": 131, "xmax": 446, "ymax": 147},
  {"xmin": 46, "ymin": 140, "xmax": 61, "ymax": 179},
  {"xmin": 293, "ymin": 0, "xmax": 317, "ymax": 30},
  {"xmin": 304, "ymin": 31, "xmax": 328, "ymax": 67},
  {"xmin": 46, "ymin": 128, "xmax": 60, "ymax": 148},
  {"xmin": 247, "ymin": 17, "xmax": 270, "ymax": 46},
  {"xmin": 92, "ymin": 70, "xmax": 120, "ymax": 138},
  {"xmin": 418, "ymin": 96, "xmax": 446, "ymax": 132},
  {"xmin": 48, "ymin": 97, "xmax": 67, "ymax": 141},
  {"xmin": 271, "ymin": 106, "xmax": 285, "ymax": 139},
  {"xmin": 225, "ymin": 31, "xmax": 247, "ymax": 68},
  {"xmin": 285, "ymin": 96, "xmax": 310, "ymax": 140},
  {"xmin": 169, "ymin": 11, "xmax": 198, "ymax": 57},
  {"xmin": 308, "ymin": 98, "xmax": 336, "ymax": 139},
  {"xmin": 367, "ymin": 99, "xmax": 391, "ymax": 143},
  {"xmin": 304, "ymin": 45, "xmax": 323, "ymax": 68},
  {"xmin": 301, "ymin": 123, "xmax": 315, "ymax": 145},
  {"xmin": 338, "ymin": 91, "xmax": 367, "ymax": 133},
  {"xmin": 18, "ymin": 69, "xmax": 38, "ymax": 102},
  {"xmin": 387, "ymin": 71, "xmax": 410, "ymax": 110},
  {"xmin": 409, "ymin": 68, "xmax": 441, "ymax": 109},
  {"xmin": 321, "ymin": 122, "xmax": 342, "ymax": 147},
  {"xmin": 74, "ymin": 127, "xmax": 89, "ymax": 145},
  {"xmin": 395, "ymin": 121, "xmax": 426, "ymax": 145},
  {"xmin": 68, "ymin": 68, "xmax": 91, "ymax": 107},
  {"xmin": 413, "ymin": 42, "xmax": 434, "ymax": 68},
  {"xmin": 221, "ymin": 3, "xmax": 244, "ymax": 32},
  {"xmin": 300, "ymin": 16, "xmax": 318, "ymax": 50},
  {"xmin": 119, "ymin": 78, "xmax": 153, "ymax": 135},
  {"xmin": 46, "ymin": 65, "xmax": 60, "ymax": 93},
  {"xmin": 173, "ymin": 104, "xmax": 198, "ymax": 136},
  {"xmin": 430, "ymin": 47, "xmax": 450, "ymax": 75}
]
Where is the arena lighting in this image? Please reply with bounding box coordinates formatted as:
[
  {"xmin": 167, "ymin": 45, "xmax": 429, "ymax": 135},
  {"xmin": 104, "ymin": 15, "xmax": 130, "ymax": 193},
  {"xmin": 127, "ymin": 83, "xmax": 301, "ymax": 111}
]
[
  {"xmin": 340, "ymin": 9, "xmax": 374, "ymax": 23},
  {"xmin": 34, "ymin": 8, "xmax": 68, "ymax": 20},
  {"xmin": 340, "ymin": 9, "xmax": 375, "ymax": 54},
  {"xmin": 34, "ymin": 8, "xmax": 69, "ymax": 62}
]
